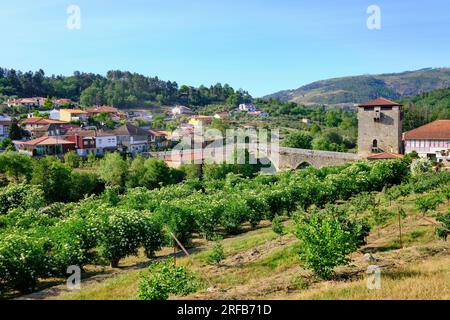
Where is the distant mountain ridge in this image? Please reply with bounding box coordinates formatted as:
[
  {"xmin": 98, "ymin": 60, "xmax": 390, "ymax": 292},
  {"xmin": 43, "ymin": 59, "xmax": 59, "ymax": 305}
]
[{"xmin": 263, "ymin": 68, "xmax": 450, "ymax": 106}]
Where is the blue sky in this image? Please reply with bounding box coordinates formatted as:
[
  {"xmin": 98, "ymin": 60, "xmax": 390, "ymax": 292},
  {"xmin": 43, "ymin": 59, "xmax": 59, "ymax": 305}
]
[{"xmin": 1, "ymin": 0, "xmax": 450, "ymax": 97}]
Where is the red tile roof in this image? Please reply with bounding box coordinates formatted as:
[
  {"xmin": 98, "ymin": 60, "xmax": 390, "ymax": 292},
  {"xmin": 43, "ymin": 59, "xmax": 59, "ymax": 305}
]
[
  {"xmin": 86, "ymin": 106, "xmax": 119, "ymax": 114},
  {"xmin": 367, "ymin": 152, "xmax": 404, "ymax": 160},
  {"xmin": 403, "ymin": 120, "xmax": 450, "ymax": 140},
  {"xmin": 13, "ymin": 136, "xmax": 76, "ymax": 146},
  {"xmin": 358, "ymin": 97, "xmax": 402, "ymax": 107},
  {"xmin": 20, "ymin": 117, "xmax": 67, "ymax": 125}
]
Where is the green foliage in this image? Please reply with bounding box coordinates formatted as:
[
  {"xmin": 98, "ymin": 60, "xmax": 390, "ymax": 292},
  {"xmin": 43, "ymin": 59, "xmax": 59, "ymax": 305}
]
[
  {"xmin": 0, "ymin": 151, "xmax": 33, "ymax": 182},
  {"xmin": 414, "ymin": 194, "xmax": 444, "ymax": 215},
  {"xmin": 271, "ymin": 216, "xmax": 285, "ymax": 236},
  {"xmin": 95, "ymin": 208, "xmax": 164, "ymax": 267},
  {"xmin": 411, "ymin": 158, "xmax": 432, "ymax": 176},
  {"xmin": 435, "ymin": 212, "xmax": 449, "ymax": 241},
  {"xmin": 138, "ymin": 259, "xmax": 200, "ymax": 300},
  {"xmin": 207, "ymin": 236, "xmax": 225, "ymax": 265},
  {"xmin": 98, "ymin": 153, "xmax": 128, "ymax": 189},
  {"xmin": 282, "ymin": 131, "xmax": 313, "ymax": 149},
  {"xmin": 31, "ymin": 156, "xmax": 73, "ymax": 202},
  {"xmin": 295, "ymin": 210, "xmax": 364, "ymax": 279},
  {"xmin": 0, "ymin": 184, "xmax": 45, "ymax": 215},
  {"xmin": 0, "ymin": 233, "xmax": 49, "ymax": 293},
  {"xmin": 64, "ymin": 151, "xmax": 81, "ymax": 168}
]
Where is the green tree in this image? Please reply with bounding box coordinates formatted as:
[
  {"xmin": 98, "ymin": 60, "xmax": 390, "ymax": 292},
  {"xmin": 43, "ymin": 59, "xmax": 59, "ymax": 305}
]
[
  {"xmin": 98, "ymin": 153, "xmax": 128, "ymax": 190},
  {"xmin": 8, "ymin": 118, "xmax": 23, "ymax": 140},
  {"xmin": 295, "ymin": 211, "xmax": 361, "ymax": 279},
  {"xmin": 282, "ymin": 131, "xmax": 313, "ymax": 149},
  {"xmin": 0, "ymin": 151, "xmax": 33, "ymax": 182},
  {"xmin": 64, "ymin": 151, "xmax": 81, "ymax": 168},
  {"xmin": 31, "ymin": 157, "xmax": 72, "ymax": 202}
]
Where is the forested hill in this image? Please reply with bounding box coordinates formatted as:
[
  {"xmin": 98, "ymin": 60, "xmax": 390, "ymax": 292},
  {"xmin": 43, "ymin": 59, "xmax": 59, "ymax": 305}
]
[
  {"xmin": 264, "ymin": 68, "xmax": 450, "ymax": 106},
  {"xmin": 0, "ymin": 68, "xmax": 252, "ymax": 108},
  {"xmin": 401, "ymin": 87, "xmax": 450, "ymax": 131}
]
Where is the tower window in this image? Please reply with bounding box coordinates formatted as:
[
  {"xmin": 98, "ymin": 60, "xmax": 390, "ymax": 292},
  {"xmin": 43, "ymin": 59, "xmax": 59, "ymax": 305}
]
[
  {"xmin": 372, "ymin": 139, "xmax": 379, "ymax": 153},
  {"xmin": 374, "ymin": 107, "xmax": 381, "ymax": 121}
]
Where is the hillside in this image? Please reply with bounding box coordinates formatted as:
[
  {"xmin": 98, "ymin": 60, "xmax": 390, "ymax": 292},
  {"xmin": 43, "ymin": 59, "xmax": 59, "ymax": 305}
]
[
  {"xmin": 264, "ymin": 68, "xmax": 450, "ymax": 106},
  {"xmin": 14, "ymin": 171, "xmax": 450, "ymax": 301}
]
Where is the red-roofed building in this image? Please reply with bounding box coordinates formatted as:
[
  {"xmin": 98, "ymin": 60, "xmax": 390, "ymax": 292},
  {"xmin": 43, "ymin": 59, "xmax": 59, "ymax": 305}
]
[
  {"xmin": 357, "ymin": 97, "xmax": 403, "ymax": 157},
  {"xmin": 86, "ymin": 106, "xmax": 122, "ymax": 120},
  {"xmin": 403, "ymin": 120, "xmax": 450, "ymax": 162},
  {"xmin": 20, "ymin": 117, "xmax": 68, "ymax": 132},
  {"xmin": 13, "ymin": 136, "xmax": 75, "ymax": 156}
]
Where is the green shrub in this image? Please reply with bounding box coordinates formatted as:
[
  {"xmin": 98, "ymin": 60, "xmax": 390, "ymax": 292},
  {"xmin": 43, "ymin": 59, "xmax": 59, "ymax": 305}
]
[
  {"xmin": 96, "ymin": 209, "xmax": 164, "ymax": 267},
  {"xmin": 138, "ymin": 259, "xmax": 200, "ymax": 300},
  {"xmin": 0, "ymin": 233, "xmax": 49, "ymax": 293},
  {"xmin": 295, "ymin": 210, "xmax": 364, "ymax": 279},
  {"xmin": 207, "ymin": 237, "xmax": 225, "ymax": 265},
  {"xmin": 0, "ymin": 184, "xmax": 45, "ymax": 214},
  {"xmin": 271, "ymin": 216, "xmax": 285, "ymax": 236}
]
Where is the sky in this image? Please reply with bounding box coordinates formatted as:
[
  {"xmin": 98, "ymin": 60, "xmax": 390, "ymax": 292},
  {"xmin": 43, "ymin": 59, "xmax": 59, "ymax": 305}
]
[{"xmin": 1, "ymin": 0, "xmax": 450, "ymax": 97}]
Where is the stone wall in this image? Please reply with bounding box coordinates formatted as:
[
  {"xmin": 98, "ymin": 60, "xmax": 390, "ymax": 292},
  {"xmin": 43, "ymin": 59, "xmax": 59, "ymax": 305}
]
[{"xmin": 357, "ymin": 106, "xmax": 402, "ymax": 157}]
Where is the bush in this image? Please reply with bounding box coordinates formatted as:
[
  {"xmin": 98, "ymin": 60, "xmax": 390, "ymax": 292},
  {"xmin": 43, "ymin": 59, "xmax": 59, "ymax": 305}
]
[
  {"xmin": 435, "ymin": 212, "xmax": 449, "ymax": 241},
  {"xmin": 138, "ymin": 259, "xmax": 200, "ymax": 300},
  {"xmin": 64, "ymin": 151, "xmax": 81, "ymax": 168},
  {"xmin": 414, "ymin": 194, "xmax": 444, "ymax": 215},
  {"xmin": 96, "ymin": 209, "xmax": 164, "ymax": 267},
  {"xmin": 271, "ymin": 216, "xmax": 285, "ymax": 236},
  {"xmin": 0, "ymin": 184, "xmax": 45, "ymax": 214},
  {"xmin": 411, "ymin": 158, "xmax": 432, "ymax": 176},
  {"xmin": 295, "ymin": 210, "xmax": 363, "ymax": 279},
  {"xmin": 207, "ymin": 237, "xmax": 225, "ymax": 265},
  {"xmin": 0, "ymin": 233, "xmax": 49, "ymax": 293}
]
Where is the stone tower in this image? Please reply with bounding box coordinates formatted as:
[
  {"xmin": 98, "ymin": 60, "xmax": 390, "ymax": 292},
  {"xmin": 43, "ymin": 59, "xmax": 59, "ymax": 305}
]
[{"xmin": 357, "ymin": 97, "xmax": 402, "ymax": 158}]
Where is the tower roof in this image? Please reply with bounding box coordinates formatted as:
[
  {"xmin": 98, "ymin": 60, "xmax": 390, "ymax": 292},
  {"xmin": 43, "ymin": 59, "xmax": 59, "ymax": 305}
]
[{"xmin": 357, "ymin": 97, "xmax": 402, "ymax": 107}]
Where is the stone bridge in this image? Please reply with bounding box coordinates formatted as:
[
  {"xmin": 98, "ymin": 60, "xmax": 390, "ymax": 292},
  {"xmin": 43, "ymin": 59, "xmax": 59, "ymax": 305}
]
[
  {"xmin": 146, "ymin": 144, "xmax": 361, "ymax": 172},
  {"xmin": 258, "ymin": 146, "xmax": 361, "ymax": 171}
]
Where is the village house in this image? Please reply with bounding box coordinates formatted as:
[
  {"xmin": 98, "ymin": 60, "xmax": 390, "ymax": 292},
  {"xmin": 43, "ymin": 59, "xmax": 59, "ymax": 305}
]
[
  {"xmin": 171, "ymin": 105, "xmax": 194, "ymax": 116},
  {"xmin": 238, "ymin": 103, "xmax": 256, "ymax": 112},
  {"xmin": 214, "ymin": 112, "xmax": 231, "ymax": 120},
  {"xmin": 7, "ymin": 97, "xmax": 45, "ymax": 108},
  {"xmin": 20, "ymin": 117, "xmax": 68, "ymax": 133},
  {"xmin": 95, "ymin": 129, "xmax": 118, "ymax": 155},
  {"xmin": 59, "ymin": 109, "xmax": 89, "ymax": 123},
  {"xmin": 30, "ymin": 123, "xmax": 74, "ymax": 139},
  {"xmin": 0, "ymin": 119, "xmax": 10, "ymax": 141},
  {"xmin": 114, "ymin": 124, "xmax": 149, "ymax": 154},
  {"xmin": 188, "ymin": 115, "xmax": 213, "ymax": 127},
  {"xmin": 52, "ymin": 98, "xmax": 74, "ymax": 108},
  {"xmin": 86, "ymin": 106, "xmax": 122, "ymax": 121},
  {"xmin": 148, "ymin": 129, "xmax": 170, "ymax": 148},
  {"xmin": 403, "ymin": 120, "xmax": 450, "ymax": 162},
  {"xmin": 66, "ymin": 130, "xmax": 98, "ymax": 157},
  {"xmin": 13, "ymin": 136, "xmax": 76, "ymax": 157}
]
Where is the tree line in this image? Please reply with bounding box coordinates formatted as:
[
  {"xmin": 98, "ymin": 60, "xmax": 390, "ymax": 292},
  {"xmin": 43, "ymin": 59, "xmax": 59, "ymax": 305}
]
[{"xmin": 0, "ymin": 68, "xmax": 252, "ymax": 108}]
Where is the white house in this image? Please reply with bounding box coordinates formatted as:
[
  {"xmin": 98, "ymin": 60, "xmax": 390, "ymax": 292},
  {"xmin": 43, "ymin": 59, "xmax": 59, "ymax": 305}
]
[
  {"xmin": 95, "ymin": 130, "xmax": 118, "ymax": 154},
  {"xmin": 403, "ymin": 120, "xmax": 450, "ymax": 162},
  {"xmin": 49, "ymin": 109, "xmax": 60, "ymax": 120},
  {"xmin": 238, "ymin": 103, "xmax": 256, "ymax": 112},
  {"xmin": 0, "ymin": 119, "xmax": 10, "ymax": 141},
  {"xmin": 172, "ymin": 105, "xmax": 193, "ymax": 116}
]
